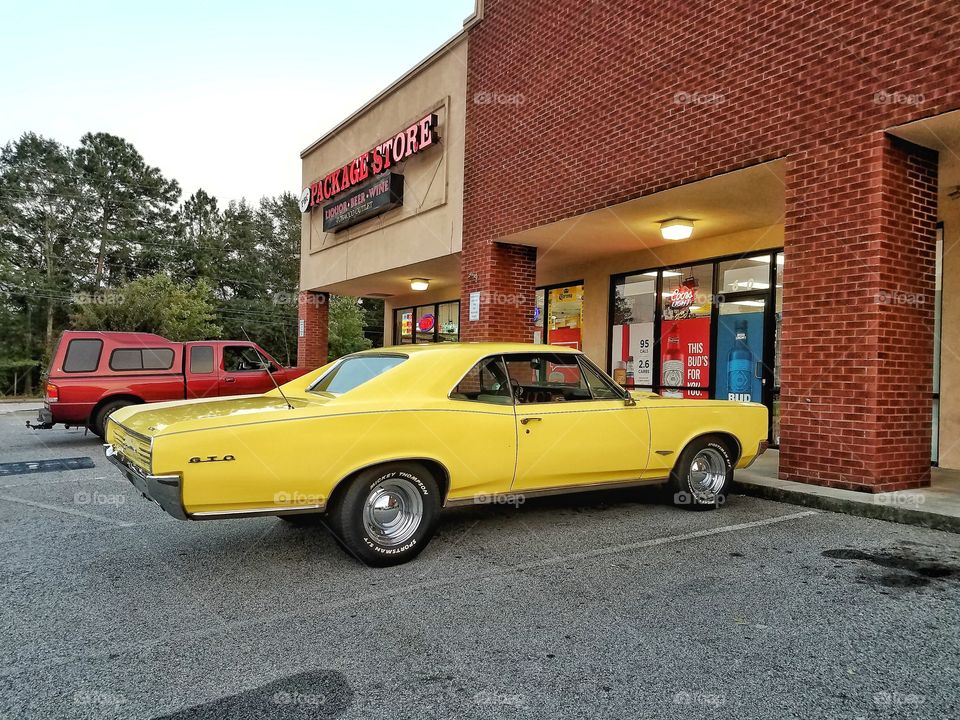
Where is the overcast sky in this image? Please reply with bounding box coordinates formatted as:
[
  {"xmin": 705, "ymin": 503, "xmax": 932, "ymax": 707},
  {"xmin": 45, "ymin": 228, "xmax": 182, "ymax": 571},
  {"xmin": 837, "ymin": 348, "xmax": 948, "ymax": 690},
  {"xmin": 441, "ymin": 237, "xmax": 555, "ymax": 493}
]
[{"xmin": 0, "ymin": 0, "xmax": 475, "ymax": 203}]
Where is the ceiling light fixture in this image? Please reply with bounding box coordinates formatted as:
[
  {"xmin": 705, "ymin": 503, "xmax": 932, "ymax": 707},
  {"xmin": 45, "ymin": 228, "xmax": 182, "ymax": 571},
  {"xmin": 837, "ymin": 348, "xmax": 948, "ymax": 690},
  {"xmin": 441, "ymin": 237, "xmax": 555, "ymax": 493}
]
[
  {"xmin": 660, "ymin": 218, "xmax": 695, "ymax": 241},
  {"xmin": 410, "ymin": 278, "xmax": 430, "ymax": 291}
]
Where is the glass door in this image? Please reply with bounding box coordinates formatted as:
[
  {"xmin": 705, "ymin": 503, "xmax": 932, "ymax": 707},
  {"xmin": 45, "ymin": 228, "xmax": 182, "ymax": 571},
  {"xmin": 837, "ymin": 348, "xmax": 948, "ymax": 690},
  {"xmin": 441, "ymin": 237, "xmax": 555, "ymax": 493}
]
[{"xmin": 715, "ymin": 294, "xmax": 770, "ymax": 406}]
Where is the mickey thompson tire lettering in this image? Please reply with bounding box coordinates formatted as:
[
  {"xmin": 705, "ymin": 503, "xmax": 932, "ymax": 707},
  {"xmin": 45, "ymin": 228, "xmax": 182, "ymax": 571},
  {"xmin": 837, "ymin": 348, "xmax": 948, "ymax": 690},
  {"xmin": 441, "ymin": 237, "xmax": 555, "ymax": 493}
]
[{"xmin": 330, "ymin": 461, "xmax": 441, "ymax": 567}]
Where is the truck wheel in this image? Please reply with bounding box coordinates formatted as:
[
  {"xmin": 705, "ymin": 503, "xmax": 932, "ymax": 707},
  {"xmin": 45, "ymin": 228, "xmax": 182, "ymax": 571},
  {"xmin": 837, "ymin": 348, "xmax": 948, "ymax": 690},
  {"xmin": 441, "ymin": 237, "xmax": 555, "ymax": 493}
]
[
  {"xmin": 327, "ymin": 462, "xmax": 441, "ymax": 567},
  {"xmin": 669, "ymin": 435, "xmax": 733, "ymax": 510},
  {"xmin": 91, "ymin": 399, "xmax": 135, "ymax": 438}
]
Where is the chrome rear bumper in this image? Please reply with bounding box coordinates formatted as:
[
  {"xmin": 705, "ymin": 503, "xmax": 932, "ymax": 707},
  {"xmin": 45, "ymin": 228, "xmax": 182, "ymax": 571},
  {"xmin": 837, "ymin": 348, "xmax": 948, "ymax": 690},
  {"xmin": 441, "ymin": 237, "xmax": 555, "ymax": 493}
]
[
  {"xmin": 105, "ymin": 445, "xmax": 187, "ymax": 520},
  {"xmin": 742, "ymin": 439, "xmax": 770, "ymax": 469}
]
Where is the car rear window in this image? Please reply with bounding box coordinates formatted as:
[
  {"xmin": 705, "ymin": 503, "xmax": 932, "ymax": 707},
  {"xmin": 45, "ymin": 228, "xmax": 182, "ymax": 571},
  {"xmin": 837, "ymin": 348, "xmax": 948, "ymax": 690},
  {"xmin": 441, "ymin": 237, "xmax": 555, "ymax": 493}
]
[
  {"xmin": 109, "ymin": 348, "xmax": 175, "ymax": 371},
  {"xmin": 63, "ymin": 339, "xmax": 103, "ymax": 373},
  {"xmin": 308, "ymin": 355, "xmax": 406, "ymax": 395}
]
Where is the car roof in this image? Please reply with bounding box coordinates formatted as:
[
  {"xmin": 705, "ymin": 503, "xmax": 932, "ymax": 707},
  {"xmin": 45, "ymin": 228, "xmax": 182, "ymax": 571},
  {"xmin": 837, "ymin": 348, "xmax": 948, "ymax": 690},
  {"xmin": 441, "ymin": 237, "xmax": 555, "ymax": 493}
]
[{"xmin": 354, "ymin": 342, "xmax": 583, "ymax": 358}]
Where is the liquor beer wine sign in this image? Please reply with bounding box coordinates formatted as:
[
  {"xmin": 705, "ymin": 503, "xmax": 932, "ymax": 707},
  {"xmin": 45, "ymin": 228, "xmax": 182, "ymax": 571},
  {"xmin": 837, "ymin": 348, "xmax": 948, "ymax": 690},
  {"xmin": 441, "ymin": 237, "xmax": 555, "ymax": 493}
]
[
  {"xmin": 302, "ymin": 112, "xmax": 440, "ymax": 231},
  {"xmin": 323, "ymin": 172, "xmax": 403, "ymax": 232}
]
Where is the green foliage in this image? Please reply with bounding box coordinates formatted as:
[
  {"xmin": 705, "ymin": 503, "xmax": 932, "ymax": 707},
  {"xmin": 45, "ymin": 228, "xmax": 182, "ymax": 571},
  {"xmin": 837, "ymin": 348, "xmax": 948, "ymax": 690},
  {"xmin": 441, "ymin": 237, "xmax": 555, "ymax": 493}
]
[
  {"xmin": 71, "ymin": 274, "xmax": 222, "ymax": 341},
  {"xmin": 328, "ymin": 295, "xmax": 373, "ymax": 360},
  {"xmin": 0, "ymin": 130, "xmax": 377, "ymax": 393}
]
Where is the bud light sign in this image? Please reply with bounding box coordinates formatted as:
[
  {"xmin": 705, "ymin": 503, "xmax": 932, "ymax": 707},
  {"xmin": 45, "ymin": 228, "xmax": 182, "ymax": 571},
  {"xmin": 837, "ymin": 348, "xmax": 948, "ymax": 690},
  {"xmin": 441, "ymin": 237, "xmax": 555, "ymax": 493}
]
[{"xmin": 715, "ymin": 311, "xmax": 764, "ymax": 402}]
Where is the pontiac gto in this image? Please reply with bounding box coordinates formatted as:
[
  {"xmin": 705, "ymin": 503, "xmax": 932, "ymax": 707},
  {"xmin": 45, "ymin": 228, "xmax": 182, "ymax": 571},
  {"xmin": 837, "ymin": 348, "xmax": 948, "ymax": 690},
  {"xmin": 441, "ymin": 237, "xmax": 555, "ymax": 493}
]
[{"xmin": 105, "ymin": 343, "xmax": 768, "ymax": 566}]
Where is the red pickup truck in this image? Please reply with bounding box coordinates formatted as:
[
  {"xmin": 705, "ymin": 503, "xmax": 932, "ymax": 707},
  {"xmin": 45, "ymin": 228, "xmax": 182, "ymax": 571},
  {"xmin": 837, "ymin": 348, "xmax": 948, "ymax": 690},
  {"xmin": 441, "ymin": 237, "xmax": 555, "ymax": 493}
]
[{"xmin": 31, "ymin": 331, "xmax": 311, "ymax": 437}]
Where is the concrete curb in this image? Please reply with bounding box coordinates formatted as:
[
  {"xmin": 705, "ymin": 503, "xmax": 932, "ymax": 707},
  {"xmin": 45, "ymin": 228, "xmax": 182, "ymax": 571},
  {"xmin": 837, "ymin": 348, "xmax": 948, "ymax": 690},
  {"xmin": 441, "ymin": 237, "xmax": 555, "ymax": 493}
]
[{"xmin": 733, "ymin": 480, "xmax": 960, "ymax": 534}]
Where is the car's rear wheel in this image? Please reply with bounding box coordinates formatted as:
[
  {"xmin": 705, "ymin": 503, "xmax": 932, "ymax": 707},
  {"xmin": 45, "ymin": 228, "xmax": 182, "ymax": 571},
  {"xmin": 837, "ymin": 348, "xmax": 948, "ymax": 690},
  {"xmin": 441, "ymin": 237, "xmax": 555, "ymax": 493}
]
[
  {"xmin": 90, "ymin": 398, "xmax": 136, "ymax": 438},
  {"xmin": 669, "ymin": 435, "xmax": 733, "ymax": 510},
  {"xmin": 327, "ymin": 462, "xmax": 441, "ymax": 566}
]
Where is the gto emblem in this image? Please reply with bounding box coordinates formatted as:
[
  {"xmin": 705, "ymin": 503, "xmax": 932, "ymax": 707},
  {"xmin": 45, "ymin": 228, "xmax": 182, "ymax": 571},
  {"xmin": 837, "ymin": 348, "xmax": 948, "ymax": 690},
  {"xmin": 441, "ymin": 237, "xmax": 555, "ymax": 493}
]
[{"xmin": 189, "ymin": 455, "xmax": 236, "ymax": 463}]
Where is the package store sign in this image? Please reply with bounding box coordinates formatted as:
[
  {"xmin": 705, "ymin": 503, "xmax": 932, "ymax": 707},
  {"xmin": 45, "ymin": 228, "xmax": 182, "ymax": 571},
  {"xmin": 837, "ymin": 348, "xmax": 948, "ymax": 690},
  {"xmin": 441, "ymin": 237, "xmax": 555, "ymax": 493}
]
[
  {"xmin": 303, "ymin": 112, "xmax": 439, "ymax": 214},
  {"xmin": 322, "ymin": 173, "xmax": 404, "ymax": 233}
]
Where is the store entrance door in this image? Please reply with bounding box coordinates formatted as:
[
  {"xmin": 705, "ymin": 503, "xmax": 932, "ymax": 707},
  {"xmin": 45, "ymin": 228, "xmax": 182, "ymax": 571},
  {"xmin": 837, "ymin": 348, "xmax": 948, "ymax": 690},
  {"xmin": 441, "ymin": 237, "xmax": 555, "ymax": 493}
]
[{"xmin": 715, "ymin": 293, "xmax": 772, "ymax": 414}]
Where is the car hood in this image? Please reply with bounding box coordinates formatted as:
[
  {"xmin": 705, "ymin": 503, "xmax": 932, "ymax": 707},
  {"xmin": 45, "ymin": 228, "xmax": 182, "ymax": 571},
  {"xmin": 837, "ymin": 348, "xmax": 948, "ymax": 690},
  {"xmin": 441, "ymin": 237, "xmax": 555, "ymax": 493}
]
[{"xmin": 110, "ymin": 394, "xmax": 326, "ymax": 437}]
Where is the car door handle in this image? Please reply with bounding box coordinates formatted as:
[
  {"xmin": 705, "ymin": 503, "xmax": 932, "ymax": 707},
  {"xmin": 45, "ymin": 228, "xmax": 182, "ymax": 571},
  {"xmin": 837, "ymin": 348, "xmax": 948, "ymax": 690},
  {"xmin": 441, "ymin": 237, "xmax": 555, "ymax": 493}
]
[
  {"xmin": 224, "ymin": 376, "xmax": 236, "ymax": 383},
  {"xmin": 520, "ymin": 417, "xmax": 542, "ymax": 425}
]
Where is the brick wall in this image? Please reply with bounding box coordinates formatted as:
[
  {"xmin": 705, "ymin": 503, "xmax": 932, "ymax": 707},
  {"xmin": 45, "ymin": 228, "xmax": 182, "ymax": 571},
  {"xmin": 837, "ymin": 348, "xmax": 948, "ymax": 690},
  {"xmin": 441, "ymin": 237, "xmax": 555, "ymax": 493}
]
[
  {"xmin": 779, "ymin": 134, "xmax": 938, "ymax": 491},
  {"xmin": 297, "ymin": 291, "xmax": 329, "ymax": 369},
  {"xmin": 460, "ymin": 241, "xmax": 537, "ymax": 342},
  {"xmin": 461, "ymin": 0, "xmax": 959, "ymax": 487},
  {"xmin": 462, "ymin": 0, "xmax": 959, "ymax": 240}
]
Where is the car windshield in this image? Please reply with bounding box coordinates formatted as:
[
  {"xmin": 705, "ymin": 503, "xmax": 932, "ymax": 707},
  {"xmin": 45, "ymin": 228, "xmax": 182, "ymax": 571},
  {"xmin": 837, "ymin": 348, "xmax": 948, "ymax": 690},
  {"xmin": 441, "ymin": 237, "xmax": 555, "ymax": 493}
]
[{"xmin": 307, "ymin": 355, "xmax": 406, "ymax": 396}]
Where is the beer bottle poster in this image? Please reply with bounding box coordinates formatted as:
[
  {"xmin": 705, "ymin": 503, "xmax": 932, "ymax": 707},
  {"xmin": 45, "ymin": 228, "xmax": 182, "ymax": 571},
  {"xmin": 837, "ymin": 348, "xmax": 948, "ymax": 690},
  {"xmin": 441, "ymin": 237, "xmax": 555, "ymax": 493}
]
[
  {"xmin": 611, "ymin": 322, "xmax": 654, "ymax": 387},
  {"xmin": 659, "ymin": 317, "xmax": 711, "ymax": 398},
  {"xmin": 715, "ymin": 311, "xmax": 764, "ymax": 402}
]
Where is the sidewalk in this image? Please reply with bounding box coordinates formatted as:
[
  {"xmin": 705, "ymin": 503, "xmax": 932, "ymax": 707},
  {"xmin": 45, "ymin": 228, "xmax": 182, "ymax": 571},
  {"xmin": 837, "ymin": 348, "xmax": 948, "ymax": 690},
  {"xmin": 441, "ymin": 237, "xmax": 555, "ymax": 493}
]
[{"xmin": 734, "ymin": 450, "xmax": 960, "ymax": 533}]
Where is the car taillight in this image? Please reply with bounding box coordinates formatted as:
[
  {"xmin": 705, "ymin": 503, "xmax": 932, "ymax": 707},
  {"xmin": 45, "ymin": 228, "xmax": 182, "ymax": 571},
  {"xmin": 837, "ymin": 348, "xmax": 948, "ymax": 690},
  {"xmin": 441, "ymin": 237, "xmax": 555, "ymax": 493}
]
[{"xmin": 46, "ymin": 383, "xmax": 59, "ymax": 402}]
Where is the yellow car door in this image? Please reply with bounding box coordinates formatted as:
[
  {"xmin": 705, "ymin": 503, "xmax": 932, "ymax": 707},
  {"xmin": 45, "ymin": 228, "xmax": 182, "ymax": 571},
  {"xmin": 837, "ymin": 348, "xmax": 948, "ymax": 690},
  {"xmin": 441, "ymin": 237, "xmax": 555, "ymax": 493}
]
[{"xmin": 504, "ymin": 352, "xmax": 652, "ymax": 492}]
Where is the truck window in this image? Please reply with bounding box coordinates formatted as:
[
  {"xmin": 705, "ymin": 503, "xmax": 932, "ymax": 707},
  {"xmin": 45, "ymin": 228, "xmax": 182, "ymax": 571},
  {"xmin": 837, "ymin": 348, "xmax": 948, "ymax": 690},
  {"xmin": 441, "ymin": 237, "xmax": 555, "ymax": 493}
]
[
  {"xmin": 63, "ymin": 339, "xmax": 103, "ymax": 373},
  {"xmin": 109, "ymin": 348, "xmax": 175, "ymax": 371},
  {"xmin": 190, "ymin": 346, "xmax": 214, "ymax": 374},
  {"xmin": 223, "ymin": 345, "xmax": 268, "ymax": 372}
]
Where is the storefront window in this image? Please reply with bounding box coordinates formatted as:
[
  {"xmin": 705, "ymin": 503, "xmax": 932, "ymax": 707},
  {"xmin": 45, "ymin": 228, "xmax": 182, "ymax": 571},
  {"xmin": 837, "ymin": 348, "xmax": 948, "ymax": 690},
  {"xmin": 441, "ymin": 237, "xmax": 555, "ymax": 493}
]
[
  {"xmin": 611, "ymin": 272, "xmax": 656, "ymax": 389},
  {"xmin": 660, "ymin": 264, "xmax": 712, "ymax": 398},
  {"xmin": 397, "ymin": 309, "xmax": 414, "ymax": 344},
  {"xmin": 610, "ymin": 251, "xmax": 784, "ymax": 444},
  {"xmin": 393, "ymin": 301, "xmax": 459, "ymax": 345},
  {"xmin": 718, "ymin": 255, "xmax": 772, "ymax": 293},
  {"xmin": 437, "ymin": 301, "xmax": 459, "ymax": 342},
  {"xmin": 415, "ymin": 305, "xmax": 435, "ymax": 343},
  {"xmin": 547, "ymin": 284, "xmax": 584, "ymax": 349}
]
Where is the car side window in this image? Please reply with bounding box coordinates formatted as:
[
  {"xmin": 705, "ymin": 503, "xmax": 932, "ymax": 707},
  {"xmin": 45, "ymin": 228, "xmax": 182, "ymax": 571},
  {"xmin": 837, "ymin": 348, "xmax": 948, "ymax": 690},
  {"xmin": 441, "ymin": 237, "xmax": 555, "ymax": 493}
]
[
  {"xmin": 451, "ymin": 357, "xmax": 513, "ymax": 405},
  {"xmin": 223, "ymin": 345, "xmax": 267, "ymax": 372},
  {"xmin": 190, "ymin": 346, "xmax": 214, "ymax": 374},
  {"xmin": 63, "ymin": 339, "xmax": 103, "ymax": 373},
  {"xmin": 503, "ymin": 352, "xmax": 594, "ymax": 403},
  {"xmin": 578, "ymin": 357, "xmax": 624, "ymax": 400}
]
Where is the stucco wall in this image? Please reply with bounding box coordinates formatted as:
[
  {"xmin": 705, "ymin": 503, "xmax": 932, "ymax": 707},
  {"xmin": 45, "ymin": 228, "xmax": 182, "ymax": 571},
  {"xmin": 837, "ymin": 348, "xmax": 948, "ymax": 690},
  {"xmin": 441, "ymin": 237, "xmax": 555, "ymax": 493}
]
[
  {"xmin": 938, "ymin": 152, "xmax": 960, "ymax": 468},
  {"xmin": 299, "ymin": 37, "xmax": 467, "ymax": 294}
]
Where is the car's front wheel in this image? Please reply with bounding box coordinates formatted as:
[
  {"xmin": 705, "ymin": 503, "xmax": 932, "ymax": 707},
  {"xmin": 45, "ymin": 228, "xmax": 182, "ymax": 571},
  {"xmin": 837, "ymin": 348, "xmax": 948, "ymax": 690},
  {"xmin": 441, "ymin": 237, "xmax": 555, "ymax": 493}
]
[
  {"xmin": 669, "ymin": 435, "xmax": 734, "ymax": 510},
  {"xmin": 328, "ymin": 462, "xmax": 441, "ymax": 566}
]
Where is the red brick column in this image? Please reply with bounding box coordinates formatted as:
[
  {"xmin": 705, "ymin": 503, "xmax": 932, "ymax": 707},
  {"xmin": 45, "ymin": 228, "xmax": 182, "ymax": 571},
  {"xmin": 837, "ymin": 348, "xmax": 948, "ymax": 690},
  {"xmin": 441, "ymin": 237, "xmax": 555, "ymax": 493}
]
[
  {"xmin": 779, "ymin": 133, "xmax": 938, "ymax": 492},
  {"xmin": 297, "ymin": 290, "xmax": 329, "ymax": 369},
  {"xmin": 459, "ymin": 241, "xmax": 537, "ymax": 342}
]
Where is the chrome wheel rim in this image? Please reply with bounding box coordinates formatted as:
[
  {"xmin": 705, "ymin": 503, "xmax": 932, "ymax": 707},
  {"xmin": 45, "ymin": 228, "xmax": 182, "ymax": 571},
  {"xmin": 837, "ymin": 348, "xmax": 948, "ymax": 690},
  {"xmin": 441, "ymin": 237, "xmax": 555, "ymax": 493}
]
[
  {"xmin": 362, "ymin": 478, "xmax": 423, "ymax": 546},
  {"xmin": 688, "ymin": 448, "xmax": 727, "ymax": 498}
]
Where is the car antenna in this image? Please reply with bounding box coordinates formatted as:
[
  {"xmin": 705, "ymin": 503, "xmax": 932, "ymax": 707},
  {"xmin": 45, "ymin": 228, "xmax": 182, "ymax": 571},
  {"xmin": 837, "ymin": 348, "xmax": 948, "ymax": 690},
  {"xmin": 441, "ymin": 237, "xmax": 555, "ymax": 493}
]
[{"xmin": 240, "ymin": 326, "xmax": 294, "ymax": 410}]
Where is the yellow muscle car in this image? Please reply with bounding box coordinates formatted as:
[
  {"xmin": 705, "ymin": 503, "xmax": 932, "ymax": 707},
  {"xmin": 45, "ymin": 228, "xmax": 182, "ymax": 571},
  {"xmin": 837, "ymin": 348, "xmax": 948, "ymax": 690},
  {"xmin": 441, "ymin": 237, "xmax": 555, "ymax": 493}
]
[{"xmin": 105, "ymin": 343, "xmax": 768, "ymax": 566}]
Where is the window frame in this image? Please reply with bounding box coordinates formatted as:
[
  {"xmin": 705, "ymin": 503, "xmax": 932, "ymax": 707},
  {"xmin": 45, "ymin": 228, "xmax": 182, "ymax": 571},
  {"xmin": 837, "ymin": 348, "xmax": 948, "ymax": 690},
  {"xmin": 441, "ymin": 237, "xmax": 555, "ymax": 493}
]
[
  {"xmin": 534, "ymin": 280, "xmax": 585, "ymax": 346},
  {"xmin": 393, "ymin": 300, "xmax": 460, "ymax": 344},
  {"xmin": 108, "ymin": 347, "xmax": 175, "ymax": 372},
  {"xmin": 189, "ymin": 345, "xmax": 215, "ymax": 375},
  {"xmin": 62, "ymin": 338, "xmax": 103, "ymax": 374},
  {"xmin": 222, "ymin": 345, "xmax": 271, "ymax": 373},
  {"xmin": 447, "ymin": 354, "xmax": 514, "ymax": 405},
  {"xmin": 306, "ymin": 352, "xmax": 408, "ymax": 396}
]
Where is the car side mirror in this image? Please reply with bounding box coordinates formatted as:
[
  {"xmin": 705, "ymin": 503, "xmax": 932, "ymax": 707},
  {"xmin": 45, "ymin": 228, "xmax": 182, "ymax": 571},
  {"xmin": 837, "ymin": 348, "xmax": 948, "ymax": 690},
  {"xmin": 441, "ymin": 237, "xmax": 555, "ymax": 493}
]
[{"xmin": 624, "ymin": 394, "xmax": 637, "ymax": 407}]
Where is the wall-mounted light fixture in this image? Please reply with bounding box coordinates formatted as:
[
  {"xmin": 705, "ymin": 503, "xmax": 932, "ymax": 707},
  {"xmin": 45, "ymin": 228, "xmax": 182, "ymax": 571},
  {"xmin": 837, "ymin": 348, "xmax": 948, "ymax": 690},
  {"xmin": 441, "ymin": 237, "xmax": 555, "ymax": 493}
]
[{"xmin": 660, "ymin": 218, "xmax": 695, "ymax": 241}]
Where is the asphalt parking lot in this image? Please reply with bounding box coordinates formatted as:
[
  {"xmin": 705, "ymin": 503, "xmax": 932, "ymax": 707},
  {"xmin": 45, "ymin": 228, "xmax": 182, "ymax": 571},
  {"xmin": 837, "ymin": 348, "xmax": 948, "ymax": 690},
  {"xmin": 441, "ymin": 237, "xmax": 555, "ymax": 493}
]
[{"xmin": 2, "ymin": 403, "xmax": 959, "ymax": 719}]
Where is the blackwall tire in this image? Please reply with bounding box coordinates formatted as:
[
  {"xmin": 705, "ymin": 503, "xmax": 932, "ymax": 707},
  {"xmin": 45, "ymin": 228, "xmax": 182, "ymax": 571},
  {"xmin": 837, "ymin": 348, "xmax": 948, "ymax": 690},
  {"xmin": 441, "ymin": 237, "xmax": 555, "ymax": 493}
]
[
  {"xmin": 669, "ymin": 435, "xmax": 733, "ymax": 510},
  {"xmin": 328, "ymin": 462, "xmax": 441, "ymax": 567},
  {"xmin": 91, "ymin": 399, "xmax": 135, "ymax": 439}
]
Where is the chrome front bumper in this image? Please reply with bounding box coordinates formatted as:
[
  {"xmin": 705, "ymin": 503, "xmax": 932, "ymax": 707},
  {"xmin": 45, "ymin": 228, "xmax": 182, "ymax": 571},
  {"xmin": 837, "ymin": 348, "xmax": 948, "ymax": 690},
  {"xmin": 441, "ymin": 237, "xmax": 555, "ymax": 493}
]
[{"xmin": 105, "ymin": 445, "xmax": 187, "ymax": 520}]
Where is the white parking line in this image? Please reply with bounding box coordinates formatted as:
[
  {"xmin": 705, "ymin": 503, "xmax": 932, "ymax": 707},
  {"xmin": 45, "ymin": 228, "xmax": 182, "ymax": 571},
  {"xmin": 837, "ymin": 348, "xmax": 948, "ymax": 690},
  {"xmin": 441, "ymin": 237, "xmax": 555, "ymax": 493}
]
[{"xmin": 0, "ymin": 494, "xmax": 136, "ymax": 527}]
